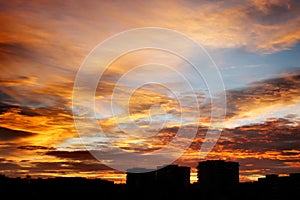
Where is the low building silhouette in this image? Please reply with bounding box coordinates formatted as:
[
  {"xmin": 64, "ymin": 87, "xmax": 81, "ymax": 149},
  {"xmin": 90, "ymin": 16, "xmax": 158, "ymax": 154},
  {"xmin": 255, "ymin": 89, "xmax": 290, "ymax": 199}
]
[
  {"xmin": 126, "ymin": 165, "xmax": 190, "ymax": 189},
  {"xmin": 126, "ymin": 168, "xmax": 156, "ymax": 188},
  {"xmin": 239, "ymin": 173, "xmax": 300, "ymax": 200},
  {"xmin": 0, "ymin": 174, "xmax": 114, "ymax": 198},
  {"xmin": 259, "ymin": 173, "xmax": 300, "ymax": 198}
]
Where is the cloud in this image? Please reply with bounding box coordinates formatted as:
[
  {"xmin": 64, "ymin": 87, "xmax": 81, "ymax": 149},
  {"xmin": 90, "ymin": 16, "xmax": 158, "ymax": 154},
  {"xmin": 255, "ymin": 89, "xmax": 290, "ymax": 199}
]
[
  {"xmin": 0, "ymin": 157, "xmax": 22, "ymax": 171},
  {"xmin": 30, "ymin": 161, "xmax": 112, "ymax": 172},
  {"xmin": 249, "ymin": 0, "xmax": 296, "ymax": 24},
  {"xmin": 0, "ymin": 156, "xmax": 111, "ymax": 177},
  {"xmin": 207, "ymin": 118, "xmax": 300, "ymax": 178},
  {"xmin": 170, "ymin": 117, "xmax": 300, "ymax": 180},
  {"xmin": 17, "ymin": 145, "xmax": 54, "ymax": 151},
  {"xmin": 0, "ymin": 42, "xmax": 37, "ymax": 62},
  {"xmin": 0, "ymin": 80, "xmax": 73, "ymax": 109},
  {"xmin": 0, "ymin": 0, "xmax": 299, "ymax": 77},
  {"xmin": 220, "ymin": 118, "xmax": 300, "ymax": 152},
  {"xmin": 225, "ymin": 72, "xmax": 300, "ymax": 120},
  {"xmin": 0, "ymin": 127, "xmax": 36, "ymax": 141},
  {"xmin": 45, "ymin": 150, "xmax": 96, "ymax": 161},
  {"xmin": 0, "ymin": 162, "xmax": 21, "ymax": 171},
  {"xmin": 0, "ymin": 76, "xmax": 36, "ymax": 87},
  {"xmin": 169, "ymin": 119, "xmax": 300, "ymax": 181},
  {"xmin": 0, "ymin": 91, "xmax": 17, "ymax": 107}
]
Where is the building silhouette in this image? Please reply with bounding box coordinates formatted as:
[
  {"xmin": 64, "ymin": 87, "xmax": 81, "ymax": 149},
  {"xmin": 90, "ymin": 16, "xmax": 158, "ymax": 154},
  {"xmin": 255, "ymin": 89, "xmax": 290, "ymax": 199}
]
[
  {"xmin": 197, "ymin": 160, "xmax": 239, "ymax": 189},
  {"xmin": 196, "ymin": 160, "xmax": 239, "ymax": 199},
  {"xmin": 126, "ymin": 168, "xmax": 156, "ymax": 188},
  {"xmin": 126, "ymin": 165, "xmax": 190, "ymax": 189},
  {"xmin": 1, "ymin": 161, "xmax": 300, "ymax": 200},
  {"xmin": 156, "ymin": 165, "xmax": 190, "ymax": 188},
  {"xmin": 240, "ymin": 173, "xmax": 300, "ymax": 200},
  {"xmin": 197, "ymin": 160, "xmax": 239, "ymax": 199},
  {"xmin": 0, "ymin": 174, "xmax": 114, "ymax": 199}
]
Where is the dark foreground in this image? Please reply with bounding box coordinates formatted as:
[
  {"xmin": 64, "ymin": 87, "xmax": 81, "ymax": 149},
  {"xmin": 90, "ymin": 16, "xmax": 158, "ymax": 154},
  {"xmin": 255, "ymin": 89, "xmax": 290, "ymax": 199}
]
[{"xmin": 1, "ymin": 173, "xmax": 299, "ymax": 200}]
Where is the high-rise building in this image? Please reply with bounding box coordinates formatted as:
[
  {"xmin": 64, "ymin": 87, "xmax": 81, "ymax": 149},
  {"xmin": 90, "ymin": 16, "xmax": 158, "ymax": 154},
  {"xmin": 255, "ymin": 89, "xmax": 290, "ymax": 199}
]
[{"xmin": 197, "ymin": 160, "xmax": 239, "ymax": 190}]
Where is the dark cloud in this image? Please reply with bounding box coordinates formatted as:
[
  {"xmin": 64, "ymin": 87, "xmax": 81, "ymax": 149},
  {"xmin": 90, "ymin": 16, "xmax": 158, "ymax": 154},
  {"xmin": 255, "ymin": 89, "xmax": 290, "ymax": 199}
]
[
  {"xmin": 238, "ymin": 157, "xmax": 300, "ymax": 176},
  {"xmin": 30, "ymin": 161, "xmax": 111, "ymax": 172},
  {"xmin": 17, "ymin": 145, "xmax": 54, "ymax": 151},
  {"xmin": 246, "ymin": 0, "xmax": 300, "ymax": 25},
  {"xmin": 0, "ymin": 142, "xmax": 20, "ymax": 159},
  {"xmin": 0, "ymin": 81, "xmax": 74, "ymax": 111},
  {"xmin": 0, "ymin": 42, "xmax": 36, "ymax": 61},
  {"xmin": 219, "ymin": 118, "xmax": 300, "ymax": 152},
  {"xmin": 226, "ymin": 72, "xmax": 300, "ymax": 117},
  {"xmin": 0, "ymin": 89, "xmax": 53, "ymax": 117},
  {"xmin": 0, "ymin": 159, "xmax": 111, "ymax": 175},
  {"xmin": 17, "ymin": 108, "xmax": 44, "ymax": 117},
  {"xmin": 0, "ymin": 101, "xmax": 71, "ymax": 120},
  {"xmin": 113, "ymin": 125, "xmax": 207, "ymax": 154},
  {"xmin": 173, "ymin": 118, "xmax": 300, "ymax": 177},
  {"xmin": 281, "ymin": 151, "xmax": 300, "ymax": 156},
  {"xmin": 16, "ymin": 107, "xmax": 71, "ymax": 117},
  {"xmin": 45, "ymin": 150, "xmax": 96, "ymax": 161},
  {"xmin": 0, "ymin": 103, "xmax": 16, "ymax": 115},
  {"xmin": 0, "ymin": 158, "xmax": 21, "ymax": 171},
  {"xmin": 0, "ymin": 162, "xmax": 21, "ymax": 170},
  {"xmin": 0, "ymin": 90, "xmax": 17, "ymax": 107},
  {"xmin": 0, "ymin": 127, "xmax": 36, "ymax": 140}
]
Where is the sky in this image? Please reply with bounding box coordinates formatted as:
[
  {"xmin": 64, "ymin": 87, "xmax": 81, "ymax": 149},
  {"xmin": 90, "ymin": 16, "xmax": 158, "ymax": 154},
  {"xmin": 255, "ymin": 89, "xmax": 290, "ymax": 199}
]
[{"xmin": 0, "ymin": 0, "xmax": 300, "ymax": 183}]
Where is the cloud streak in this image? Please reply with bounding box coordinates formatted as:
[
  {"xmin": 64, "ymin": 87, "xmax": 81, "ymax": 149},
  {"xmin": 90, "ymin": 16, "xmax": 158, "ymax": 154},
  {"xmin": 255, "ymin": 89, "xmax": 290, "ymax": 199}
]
[{"xmin": 225, "ymin": 71, "xmax": 300, "ymax": 127}]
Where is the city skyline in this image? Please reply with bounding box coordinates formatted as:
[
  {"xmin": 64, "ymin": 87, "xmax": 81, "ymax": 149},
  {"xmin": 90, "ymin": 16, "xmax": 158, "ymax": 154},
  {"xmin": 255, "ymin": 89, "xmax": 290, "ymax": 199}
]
[
  {"xmin": 0, "ymin": 0, "xmax": 300, "ymax": 184},
  {"xmin": 1, "ymin": 160, "xmax": 298, "ymax": 184},
  {"xmin": 1, "ymin": 161, "xmax": 299, "ymax": 199}
]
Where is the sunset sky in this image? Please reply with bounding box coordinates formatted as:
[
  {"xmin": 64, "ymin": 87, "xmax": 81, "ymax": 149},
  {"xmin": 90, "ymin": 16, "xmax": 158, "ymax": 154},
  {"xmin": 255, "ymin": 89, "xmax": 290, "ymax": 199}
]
[{"xmin": 0, "ymin": 0, "xmax": 300, "ymax": 183}]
